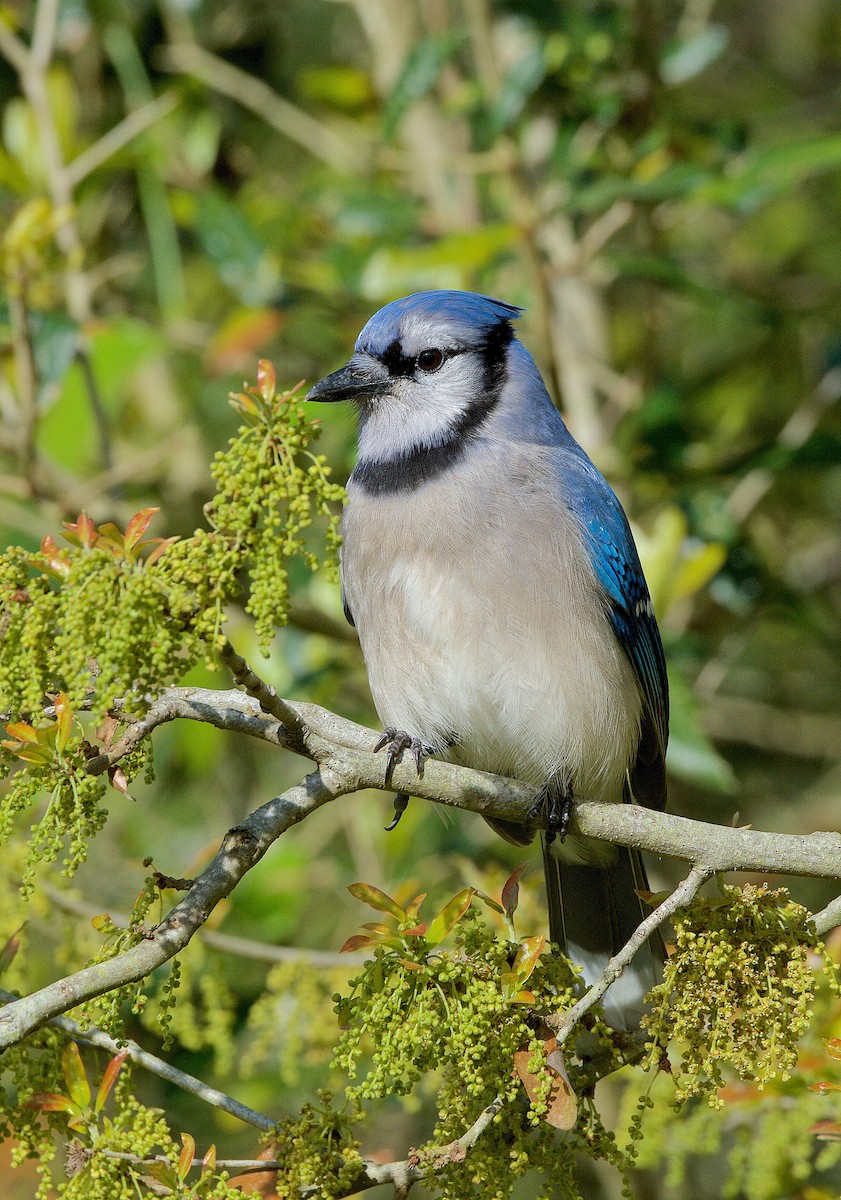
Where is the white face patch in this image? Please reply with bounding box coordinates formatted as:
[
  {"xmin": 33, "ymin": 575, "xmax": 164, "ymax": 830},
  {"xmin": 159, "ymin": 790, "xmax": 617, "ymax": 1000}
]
[{"xmin": 356, "ymin": 351, "xmax": 492, "ymax": 464}]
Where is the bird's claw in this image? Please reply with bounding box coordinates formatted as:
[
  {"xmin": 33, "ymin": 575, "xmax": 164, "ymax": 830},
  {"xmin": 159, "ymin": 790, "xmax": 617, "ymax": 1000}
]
[
  {"xmin": 529, "ymin": 781, "xmax": 574, "ymax": 846},
  {"xmin": 373, "ymin": 727, "xmax": 427, "ymax": 781},
  {"xmin": 384, "ymin": 793, "xmax": 410, "ymax": 832}
]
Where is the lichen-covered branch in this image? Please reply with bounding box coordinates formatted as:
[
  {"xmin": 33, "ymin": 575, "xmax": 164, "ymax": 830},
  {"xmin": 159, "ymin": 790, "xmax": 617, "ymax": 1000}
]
[{"xmin": 3, "ymin": 678, "xmax": 840, "ymax": 1052}]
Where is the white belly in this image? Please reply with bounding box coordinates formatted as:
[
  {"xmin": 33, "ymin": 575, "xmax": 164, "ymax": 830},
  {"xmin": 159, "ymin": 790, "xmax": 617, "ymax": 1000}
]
[{"xmin": 341, "ymin": 457, "xmax": 642, "ymax": 807}]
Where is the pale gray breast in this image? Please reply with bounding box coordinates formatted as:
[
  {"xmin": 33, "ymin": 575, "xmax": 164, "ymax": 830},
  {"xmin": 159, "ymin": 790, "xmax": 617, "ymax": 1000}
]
[{"xmin": 341, "ymin": 443, "xmax": 642, "ymax": 803}]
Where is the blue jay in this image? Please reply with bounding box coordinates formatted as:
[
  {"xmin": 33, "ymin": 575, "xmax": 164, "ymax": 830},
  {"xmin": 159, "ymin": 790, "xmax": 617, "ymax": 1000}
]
[{"xmin": 307, "ymin": 290, "xmax": 668, "ymax": 1029}]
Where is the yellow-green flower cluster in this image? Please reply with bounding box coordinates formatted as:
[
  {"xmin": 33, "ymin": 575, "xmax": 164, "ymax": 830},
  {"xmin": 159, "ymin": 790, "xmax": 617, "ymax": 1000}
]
[
  {"xmin": 0, "ymin": 367, "xmax": 343, "ymax": 888},
  {"xmin": 332, "ymin": 905, "xmax": 626, "ymax": 1200},
  {"xmin": 644, "ymin": 883, "xmax": 819, "ymax": 1103},
  {"xmin": 269, "ymin": 1091, "xmax": 366, "ymax": 1200}
]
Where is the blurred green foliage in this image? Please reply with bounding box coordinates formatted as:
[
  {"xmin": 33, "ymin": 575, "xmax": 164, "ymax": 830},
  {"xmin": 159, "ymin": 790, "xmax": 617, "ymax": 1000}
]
[{"xmin": 2, "ymin": 0, "xmax": 841, "ymax": 1197}]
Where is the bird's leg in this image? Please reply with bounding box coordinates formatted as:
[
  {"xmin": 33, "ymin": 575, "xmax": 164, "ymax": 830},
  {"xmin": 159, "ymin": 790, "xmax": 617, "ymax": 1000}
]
[
  {"xmin": 373, "ymin": 727, "xmax": 428, "ymax": 784},
  {"xmin": 528, "ymin": 771, "xmax": 574, "ymax": 846},
  {"xmin": 384, "ymin": 793, "xmax": 410, "ymax": 831}
]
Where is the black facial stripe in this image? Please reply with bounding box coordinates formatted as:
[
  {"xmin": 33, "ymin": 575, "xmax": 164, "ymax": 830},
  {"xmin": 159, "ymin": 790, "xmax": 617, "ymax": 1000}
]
[
  {"xmin": 352, "ymin": 324, "xmax": 513, "ymax": 495},
  {"xmin": 379, "ymin": 339, "xmax": 415, "ymax": 377},
  {"xmin": 481, "ymin": 317, "xmax": 514, "ymax": 394}
]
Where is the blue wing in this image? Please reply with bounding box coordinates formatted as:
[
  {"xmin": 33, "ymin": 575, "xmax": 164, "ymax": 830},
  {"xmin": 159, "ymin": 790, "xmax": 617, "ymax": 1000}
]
[{"xmin": 557, "ymin": 450, "xmax": 669, "ymax": 808}]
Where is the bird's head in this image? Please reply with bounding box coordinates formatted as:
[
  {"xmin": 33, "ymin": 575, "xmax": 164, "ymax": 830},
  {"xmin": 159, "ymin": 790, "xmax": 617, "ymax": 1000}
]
[{"xmin": 306, "ymin": 291, "xmax": 523, "ymax": 467}]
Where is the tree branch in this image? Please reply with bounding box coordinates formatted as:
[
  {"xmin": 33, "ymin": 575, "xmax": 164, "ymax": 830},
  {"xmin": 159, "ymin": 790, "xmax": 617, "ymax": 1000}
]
[
  {"xmin": 0, "ymin": 765, "xmax": 355, "ymax": 1049},
  {"xmin": 0, "ymin": 987, "xmax": 273, "ymax": 1131},
  {"xmin": 5, "ymin": 679, "xmax": 840, "ymax": 1052}
]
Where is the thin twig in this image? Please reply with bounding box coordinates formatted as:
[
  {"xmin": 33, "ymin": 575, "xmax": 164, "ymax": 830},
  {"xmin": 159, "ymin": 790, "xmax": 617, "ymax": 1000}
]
[
  {"xmin": 0, "ymin": 764, "xmax": 356, "ymax": 1049},
  {"xmin": 65, "ymin": 92, "xmax": 179, "ymax": 188},
  {"xmin": 218, "ymin": 640, "xmax": 310, "ymax": 752},
  {"xmin": 101, "ymin": 1150, "xmax": 281, "ymax": 1175},
  {"xmin": 158, "ymin": 41, "xmax": 358, "ymax": 173},
  {"xmin": 45, "ymin": 884, "xmax": 354, "ymax": 968},
  {"xmin": 546, "ymin": 866, "xmax": 714, "ymax": 1043},
  {"xmin": 0, "ymin": 987, "xmax": 274, "ymax": 1131}
]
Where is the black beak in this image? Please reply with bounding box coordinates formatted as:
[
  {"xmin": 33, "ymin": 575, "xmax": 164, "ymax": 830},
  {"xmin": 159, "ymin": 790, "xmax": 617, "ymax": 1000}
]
[{"xmin": 306, "ymin": 356, "xmax": 390, "ymax": 404}]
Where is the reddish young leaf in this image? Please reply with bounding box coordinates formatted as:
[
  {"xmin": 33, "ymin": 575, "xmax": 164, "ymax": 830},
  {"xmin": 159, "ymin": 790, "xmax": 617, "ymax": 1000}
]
[
  {"xmin": 3, "ymin": 721, "xmax": 40, "ymax": 744},
  {"xmin": 809, "ymin": 1082, "xmax": 841, "ymax": 1094},
  {"xmin": 144, "ymin": 536, "xmax": 179, "ymax": 566},
  {"xmin": 347, "ymin": 882, "xmax": 405, "ymax": 920},
  {"xmin": 425, "ymin": 887, "xmax": 474, "ymax": 947},
  {"xmin": 124, "ymin": 508, "xmax": 160, "ymax": 552},
  {"xmin": 0, "ymin": 925, "xmax": 23, "ymax": 975},
  {"xmin": 94, "ymin": 1051, "xmax": 127, "ymax": 1115},
  {"xmin": 401, "ymin": 923, "xmax": 428, "ymax": 938},
  {"xmin": 202, "ymin": 1143, "xmax": 217, "ymax": 1174},
  {"xmin": 501, "ymin": 864, "xmax": 528, "ymax": 918},
  {"xmin": 339, "ymin": 934, "xmax": 381, "ymax": 953},
  {"xmin": 25, "ymin": 1092, "xmax": 78, "ymax": 1114},
  {"xmin": 61, "ymin": 512, "xmax": 97, "ymax": 549},
  {"xmin": 38, "ymin": 534, "xmax": 71, "ymax": 576},
  {"xmin": 809, "ymin": 1120, "xmax": 841, "ymax": 1140},
  {"xmin": 514, "ymin": 1031, "xmax": 578, "ymax": 1131}
]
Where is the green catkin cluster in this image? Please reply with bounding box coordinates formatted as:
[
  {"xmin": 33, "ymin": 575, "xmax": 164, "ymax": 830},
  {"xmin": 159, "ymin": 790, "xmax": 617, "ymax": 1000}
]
[
  {"xmin": 269, "ymin": 1091, "xmax": 366, "ymax": 1200},
  {"xmin": 330, "ymin": 906, "xmax": 627, "ymax": 1200},
  {"xmin": 201, "ymin": 374, "xmax": 344, "ymax": 652},
  {"xmin": 644, "ymin": 883, "xmax": 819, "ymax": 1103},
  {"xmin": 5, "ymin": 1039, "xmax": 251, "ymax": 1200},
  {"xmin": 0, "ymin": 371, "xmax": 343, "ymax": 890}
]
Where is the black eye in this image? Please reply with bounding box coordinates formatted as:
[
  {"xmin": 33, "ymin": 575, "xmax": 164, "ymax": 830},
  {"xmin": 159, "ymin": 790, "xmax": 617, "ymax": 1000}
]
[{"xmin": 416, "ymin": 348, "xmax": 444, "ymax": 373}]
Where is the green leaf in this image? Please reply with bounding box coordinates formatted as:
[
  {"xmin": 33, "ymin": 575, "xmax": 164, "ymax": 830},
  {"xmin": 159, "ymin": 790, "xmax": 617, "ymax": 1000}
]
[
  {"xmin": 383, "ymin": 33, "xmax": 465, "ymax": 140},
  {"xmin": 347, "ymin": 882, "xmax": 405, "ymax": 919},
  {"xmin": 62, "ymin": 1043, "xmax": 91, "ymax": 1112},
  {"xmin": 425, "ymin": 887, "xmax": 474, "ymax": 947},
  {"xmin": 485, "ymin": 47, "xmax": 546, "ymax": 138},
  {"xmin": 511, "ymin": 935, "xmax": 545, "ymax": 986},
  {"xmin": 692, "ymin": 135, "xmax": 841, "ymax": 212},
  {"xmin": 193, "ymin": 187, "xmax": 282, "ymax": 306}
]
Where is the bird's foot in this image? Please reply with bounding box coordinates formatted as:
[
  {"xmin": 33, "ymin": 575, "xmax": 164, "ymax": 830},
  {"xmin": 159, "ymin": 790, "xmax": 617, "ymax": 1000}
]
[
  {"xmin": 384, "ymin": 793, "xmax": 410, "ymax": 832},
  {"xmin": 373, "ymin": 727, "xmax": 428, "ymax": 782},
  {"xmin": 528, "ymin": 777, "xmax": 574, "ymax": 846}
]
